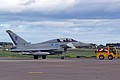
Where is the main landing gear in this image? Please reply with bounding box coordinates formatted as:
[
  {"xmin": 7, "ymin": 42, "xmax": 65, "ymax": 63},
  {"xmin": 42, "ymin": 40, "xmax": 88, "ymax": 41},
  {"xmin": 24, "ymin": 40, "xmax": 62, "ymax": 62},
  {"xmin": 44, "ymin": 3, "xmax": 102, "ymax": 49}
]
[{"xmin": 33, "ymin": 55, "xmax": 47, "ymax": 59}]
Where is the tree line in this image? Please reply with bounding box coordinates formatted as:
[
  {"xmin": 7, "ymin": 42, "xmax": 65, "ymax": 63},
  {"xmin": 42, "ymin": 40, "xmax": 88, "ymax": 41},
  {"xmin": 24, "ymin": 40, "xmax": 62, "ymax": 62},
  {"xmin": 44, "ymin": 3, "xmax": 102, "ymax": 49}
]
[{"xmin": 0, "ymin": 42, "xmax": 13, "ymax": 47}]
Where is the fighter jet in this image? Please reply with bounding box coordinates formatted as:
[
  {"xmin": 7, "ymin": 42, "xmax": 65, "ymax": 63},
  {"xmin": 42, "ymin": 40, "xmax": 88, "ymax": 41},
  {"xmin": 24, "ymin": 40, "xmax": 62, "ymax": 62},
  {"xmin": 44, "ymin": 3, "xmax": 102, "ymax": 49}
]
[{"xmin": 6, "ymin": 30, "xmax": 92, "ymax": 59}]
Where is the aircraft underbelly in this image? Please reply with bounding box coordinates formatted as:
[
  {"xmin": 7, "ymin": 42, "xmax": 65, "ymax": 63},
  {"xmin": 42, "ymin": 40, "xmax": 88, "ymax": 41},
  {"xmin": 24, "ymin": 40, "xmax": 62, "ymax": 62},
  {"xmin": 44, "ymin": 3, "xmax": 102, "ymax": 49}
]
[{"xmin": 32, "ymin": 52, "xmax": 50, "ymax": 55}]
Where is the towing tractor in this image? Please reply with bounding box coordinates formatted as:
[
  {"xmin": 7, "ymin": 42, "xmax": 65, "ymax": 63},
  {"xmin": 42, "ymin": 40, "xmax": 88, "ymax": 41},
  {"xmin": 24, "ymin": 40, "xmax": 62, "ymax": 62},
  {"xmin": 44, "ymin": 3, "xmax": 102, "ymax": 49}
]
[{"xmin": 96, "ymin": 47, "xmax": 119, "ymax": 60}]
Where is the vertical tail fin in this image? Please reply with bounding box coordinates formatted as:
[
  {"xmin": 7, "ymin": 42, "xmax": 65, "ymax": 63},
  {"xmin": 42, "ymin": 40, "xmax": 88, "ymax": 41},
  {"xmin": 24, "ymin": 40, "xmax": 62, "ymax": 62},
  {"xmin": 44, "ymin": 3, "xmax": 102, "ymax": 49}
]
[{"xmin": 6, "ymin": 30, "xmax": 29, "ymax": 46}]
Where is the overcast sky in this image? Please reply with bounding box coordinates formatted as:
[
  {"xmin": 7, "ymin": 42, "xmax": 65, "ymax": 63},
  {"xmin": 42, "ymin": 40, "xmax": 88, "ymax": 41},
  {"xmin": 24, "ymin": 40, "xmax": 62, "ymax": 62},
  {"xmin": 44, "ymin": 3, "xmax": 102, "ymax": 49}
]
[{"xmin": 0, "ymin": 0, "xmax": 120, "ymax": 45}]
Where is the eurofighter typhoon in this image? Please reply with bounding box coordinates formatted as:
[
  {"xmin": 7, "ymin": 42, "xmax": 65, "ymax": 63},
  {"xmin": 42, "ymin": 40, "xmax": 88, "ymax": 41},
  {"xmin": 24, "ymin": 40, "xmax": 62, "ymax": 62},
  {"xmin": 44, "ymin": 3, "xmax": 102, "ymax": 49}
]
[{"xmin": 6, "ymin": 30, "xmax": 92, "ymax": 59}]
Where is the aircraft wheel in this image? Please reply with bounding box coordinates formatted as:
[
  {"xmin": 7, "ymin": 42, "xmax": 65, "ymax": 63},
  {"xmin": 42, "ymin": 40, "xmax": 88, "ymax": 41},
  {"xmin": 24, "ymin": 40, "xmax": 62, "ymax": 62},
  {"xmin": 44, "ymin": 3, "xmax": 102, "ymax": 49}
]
[
  {"xmin": 108, "ymin": 55, "xmax": 113, "ymax": 60},
  {"xmin": 42, "ymin": 55, "xmax": 46, "ymax": 59},
  {"xmin": 34, "ymin": 55, "xmax": 38, "ymax": 59},
  {"xmin": 61, "ymin": 56, "xmax": 64, "ymax": 60},
  {"xmin": 99, "ymin": 55, "xmax": 104, "ymax": 60}
]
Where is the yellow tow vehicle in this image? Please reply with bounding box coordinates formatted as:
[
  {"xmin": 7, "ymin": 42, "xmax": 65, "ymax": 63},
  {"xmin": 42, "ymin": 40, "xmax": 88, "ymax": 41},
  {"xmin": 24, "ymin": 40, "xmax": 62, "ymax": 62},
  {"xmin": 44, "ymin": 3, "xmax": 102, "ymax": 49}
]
[{"xmin": 96, "ymin": 47, "xmax": 119, "ymax": 60}]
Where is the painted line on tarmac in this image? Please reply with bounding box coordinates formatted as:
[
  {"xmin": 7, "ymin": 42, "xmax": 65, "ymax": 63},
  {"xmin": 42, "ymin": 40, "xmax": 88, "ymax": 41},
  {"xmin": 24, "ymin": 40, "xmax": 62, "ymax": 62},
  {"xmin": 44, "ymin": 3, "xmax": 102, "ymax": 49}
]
[{"xmin": 28, "ymin": 72, "xmax": 44, "ymax": 74}]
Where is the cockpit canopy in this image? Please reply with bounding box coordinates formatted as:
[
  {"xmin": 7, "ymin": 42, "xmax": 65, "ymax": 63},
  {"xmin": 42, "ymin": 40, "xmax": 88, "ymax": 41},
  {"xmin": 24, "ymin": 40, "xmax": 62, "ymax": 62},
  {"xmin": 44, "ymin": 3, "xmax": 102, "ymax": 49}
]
[
  {"xmin": 57, "ymin": 38, "xmax": 78, "ymax": 42},
  {"xmin": 42, "ymin": 38, "xmax": 78, "ymax": 43}
]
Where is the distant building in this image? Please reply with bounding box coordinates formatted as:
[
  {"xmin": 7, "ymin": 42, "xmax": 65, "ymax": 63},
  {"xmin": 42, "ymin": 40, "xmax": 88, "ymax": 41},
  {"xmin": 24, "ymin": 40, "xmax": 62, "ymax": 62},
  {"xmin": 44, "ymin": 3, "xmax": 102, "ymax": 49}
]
[{"xmin": 106, "ymin": 43, "xmax": 120, "ymax": 49}]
